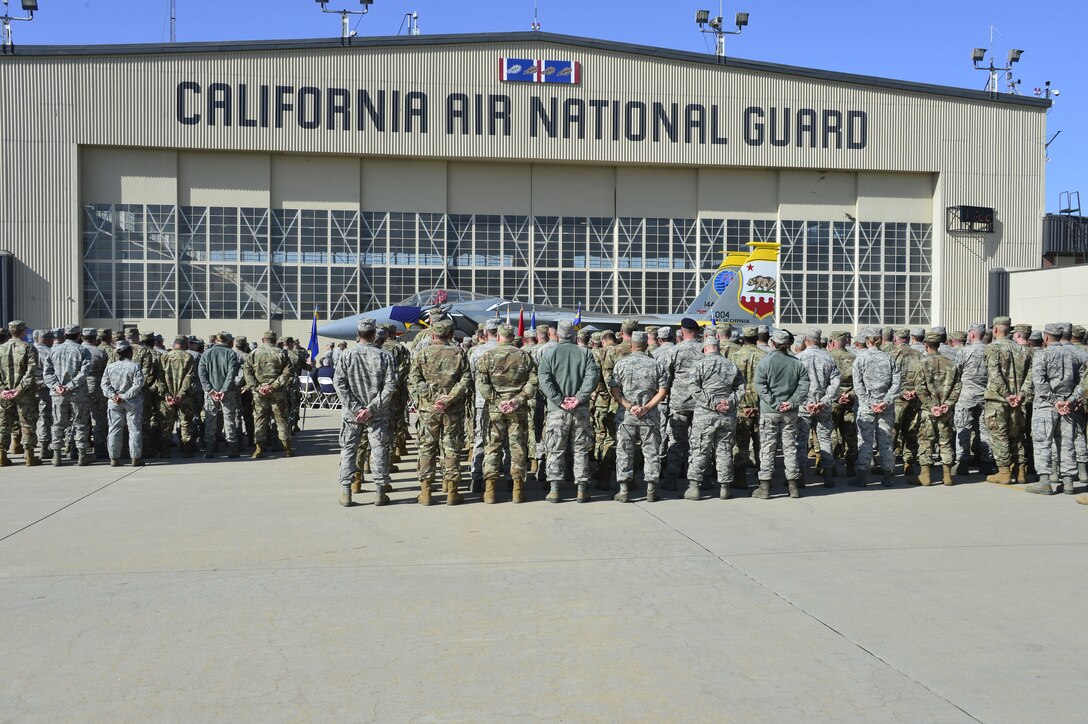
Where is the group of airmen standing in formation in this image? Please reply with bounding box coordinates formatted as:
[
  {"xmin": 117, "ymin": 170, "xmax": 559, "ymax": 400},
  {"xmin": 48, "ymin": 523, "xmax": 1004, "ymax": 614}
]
[
  {"xmin": 0, "ymin": 321, "xmax": 313, "ymax": 468},
  {"xmin": 331, "ymin": 312, "xmax": 1088, "ymax": 508}
]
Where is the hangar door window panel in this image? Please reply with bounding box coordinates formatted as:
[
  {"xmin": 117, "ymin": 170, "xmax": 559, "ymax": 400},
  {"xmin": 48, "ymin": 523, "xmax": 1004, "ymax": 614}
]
[
  {"xmin": 562, "ymin": 271, "xmax": 585, "ymax": 309},
  {"xmin": 83, "ymin": 263, "xmax": 114, "ymax": 319},
  {"xmin": 805, "ymin": 274, "xmax": 830, "ymax": 324},
  {"xmin": 388, "ymin": 212, "xmax": 417, "ymax": 266},
  {"xmin": 590, "ymin": 271, "xmax": 616, "ymax": 314},
  {"xmin": 330, "ymin": 211, "xmax": 359, "ymax": 265},
  {"xmin": 858, "ymin": 275, "xmax": 882, "ymax": 325},
  {"xmin": 82, "ymin": 205, "xmax": 114, "ymax": 261},
  {"xmin": 562, "ymin": 218, "xmax": 588, "ymax": 269},
  {"xmin": 909, "ymin": 224, "xmax": 933, "ymax": 274},
  {"xmin": 208, "ymin": 207, "xmax": 239, "ymax": 263},
  {"xmin": 179, "ymin": 265, "xmax": 207, "ymax": 319},
  {"xmin": 240, "ymin": 208, "xmax": 270, "ymax": 263},
  {"xmin": 726, "ymin": 219, "xmax": 750, "ymax": 255},
  {"xmin": 503, "ymin": 269, "xmax": 529, "ymax": 301},
  {"xmin": 672, "ymin": 273, "xmax": 699, "ymax": 315},
  {"xmin": 779, "ymin": 221, "xmax": 804, "ymax": 272},
  {"xmin": 883, "ymin": 276, "xmax": 906, "ymax": 324},
  {"xmin": 752, "ymin": 220, "xmax": 778, "ymax": 244},
  {"xmin": 300, "ymin": 210, "xmax": 329, "ymax": 265},
  {"xmin": 389, "ymin": 269, "xmax": 417, "ymax": 308},
  {"xmin": 146, "ymin": 264, "xmax": 177, "ymax": 318},
  {"xmin": 779, "ymin": 273, "xmax": 804, "ymax": 326},
  {"xmin": 179, "ymin": 207, "xmax": 209, "ymax": 263},
  {"xmin": 699, "ymin": 218, "xmax": 725, "ymax": 270},
  {"xmin": 447, "ymin": 215, "xmax": 473, "ymax": 269},
  {"xmin": 239, "ymin": 267, "xmax": 270, "ymax": 320},
  {"xmin": 503, "ymin": 216, "xmax": 530, "ymax": 269},
  {"xmin": 300, "ymin": 266, "xmax": 329, "ymax": 321},
  {"xmin": 831, "ymin": 221, "xmax": 855, "ymax": 272},
  {"xmin": 360, "ymin": 212, "xmax": 388, "ymax": 266},
  {"xmin": 532, "ymin": 216, "xmax": 560, "ymax": 269},
  {"xmin": 884, "ymin": 223, "xmax": 908, "ymax": 274},
  {"xmin": 271, "ymin": 210, "xmax": 300, "ymax": 264},
  {"xmin": 270, "ymin": 266, "xmax": 299, "ymax": 320},
  {"xmin": 589, "ymin": 218, "xmax": 616, "ymax": 270},
  {"xmin": 805, "ymin": 222, "xmax": 830, "ymax": 273},
  {"xmin": 830, "ymin": 275, "xmax": 855, "ymax": 325},
  {"xmin": 673, "ymin": 219, "xmax": 697, "ymax": 270},
  {"xmin": 330, "ymin": 268, "xmax": 360, "ymax": 319},
  {"xmin": 359, "ymin": 268, "xmax": 386, "ymax": 312},
  {"xmin": 644, "ymin": 272, "xmax": 672, "ymax": 315},
  {"xmin": 474, "ymin": 270, "xmax": 501, "ymax": 298},
  {"xmin": 114, "ymin": 204, "xmax": 145, "ymax": 262},
  {"xmin": 645, "ymin": 219, "xmax": 672, "ymax": 270},
  {"xmin": 475, "ymin": 215, "xmax": 502, "ymax": 268},
  {"xmin": 859, "ymin": 222, "xmax": 882, "ymax": 273},
  {"xmin": 534, "ymin": 271, "xmax": 559, "ymax": 307},
  {"xmin": 908, "ymin": 276, "xmax": 932, "ymax": 325},
  {"xmin": 145, "ymin": 205, "xmax": 177, "ymax": 261},
  {"xmin": 418, "ymin": 213, "xmax": 446, "ymax": 268},
  {"xmin": 208, "ymin": 266, "xmax": 242, "ymax": 319},
  {"xmin": 617, "ymin": 217, "xmax": 639, "ymax": 271}
]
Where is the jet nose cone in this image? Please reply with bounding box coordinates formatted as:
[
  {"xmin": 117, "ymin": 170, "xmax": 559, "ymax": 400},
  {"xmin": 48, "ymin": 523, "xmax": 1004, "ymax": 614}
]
[{"xmin": 318, "ymin": 317, "xmax": 362, "ymax": 339}]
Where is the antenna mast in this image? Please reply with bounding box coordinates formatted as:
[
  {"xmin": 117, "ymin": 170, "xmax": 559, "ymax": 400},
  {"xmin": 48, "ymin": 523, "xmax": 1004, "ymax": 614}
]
[
  {"xmin": 170, "ymin": 0, "xmax": 176, "ymax": 43},
  {"xmin": 532, "ymin": 0, "xmax": 540, "ymax": 31}
]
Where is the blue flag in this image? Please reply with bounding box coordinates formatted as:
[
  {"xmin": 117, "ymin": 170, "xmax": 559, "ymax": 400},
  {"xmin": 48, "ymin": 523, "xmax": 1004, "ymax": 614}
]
[
  {"xmin": 573, "ymin": 303, "xmax": 581, "ymax": 329},
  {"xmin": 307, "ymin": 307, "xmax": 320, "ymax": 363},
  {"xmin": 531, "ymin": 308, "xmax": 537, "ymax": 330}
]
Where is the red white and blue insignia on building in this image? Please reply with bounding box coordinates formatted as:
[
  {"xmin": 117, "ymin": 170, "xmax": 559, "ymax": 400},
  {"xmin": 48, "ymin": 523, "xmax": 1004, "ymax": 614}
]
[{"xmin": 500, "ymin": 58, "xmax": 581, "ymax": 84}]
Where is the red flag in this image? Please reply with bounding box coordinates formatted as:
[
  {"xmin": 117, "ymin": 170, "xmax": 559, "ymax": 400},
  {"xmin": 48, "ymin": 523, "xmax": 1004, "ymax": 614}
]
[{"xmin": 517, "ymin": 308, "xmax": 525, "ymax": 337}]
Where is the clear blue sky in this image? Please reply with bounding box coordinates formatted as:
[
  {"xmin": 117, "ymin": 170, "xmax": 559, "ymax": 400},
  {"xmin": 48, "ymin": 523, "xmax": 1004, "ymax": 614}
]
[{"xmin": 12, "ymin": 0, "xmax": 1083, "ymax": 212}]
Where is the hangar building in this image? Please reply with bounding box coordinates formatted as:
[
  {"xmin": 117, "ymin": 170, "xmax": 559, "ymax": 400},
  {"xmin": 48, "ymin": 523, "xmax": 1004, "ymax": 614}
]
[{"xmin": 0, "ymin": 31, "xmax": 1049, "ymax": 338}]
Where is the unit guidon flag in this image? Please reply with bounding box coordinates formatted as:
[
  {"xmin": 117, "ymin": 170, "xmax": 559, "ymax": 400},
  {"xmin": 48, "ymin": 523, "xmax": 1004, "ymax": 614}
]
[{"xmin": 499, "ymin": 57, "xmax": 581, "ymax": 84}]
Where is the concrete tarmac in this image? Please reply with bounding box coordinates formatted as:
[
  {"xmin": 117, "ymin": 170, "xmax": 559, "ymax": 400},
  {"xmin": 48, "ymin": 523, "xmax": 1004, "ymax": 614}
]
[{"xmin": 2, "ymin": 410, "xmax": 1086, "ymax": 722}]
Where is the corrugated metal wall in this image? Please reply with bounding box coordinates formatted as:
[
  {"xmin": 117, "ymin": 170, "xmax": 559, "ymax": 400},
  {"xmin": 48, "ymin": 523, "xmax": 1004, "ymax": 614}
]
[{"xmin": 0, "ymin": 36, "xmax": 1047, "ymax": 328}]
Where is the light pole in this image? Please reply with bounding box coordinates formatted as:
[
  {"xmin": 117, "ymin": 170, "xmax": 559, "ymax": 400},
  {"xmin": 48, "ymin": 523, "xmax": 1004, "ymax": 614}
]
[
  {"xmin": 695, "ymin": 4, "xmax": 748, "ymax": 62},
  {"xmin": 2, "ymin": 0, "xmax": 38, "ymax": 54},
  {"xmin": 972, "ymin": 46, "xmax": 1024, "ymax": 95},
  {"xmin": 316, "ymin": 0, "xmax": 374, "ymax": 44}
]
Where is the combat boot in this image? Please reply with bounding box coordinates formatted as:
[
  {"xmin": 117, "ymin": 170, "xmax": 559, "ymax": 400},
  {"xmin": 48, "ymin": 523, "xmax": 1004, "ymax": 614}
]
[
  {"xmin": 529, "ymin": 458, "xmax": 538, "ymax": 474},
  {"xmin": 484, "ymin": 478, "xmax": 498, "ymax": 504},
  {"xmin": 719, "ymin": 483, "xmax": 732, "ymax": 500},
  {"xmin": 374, "ymin": 484, "xmax": 391, "ymax": 506},
  {"xmin": 985, "ymin": 466, "xmax": 1012, "ymax": 485},
  {"xmin": 849, "ymin": 473, "xmax": 866, "ymax": 488},
  {"xmin": 546, "ymin": 481, "xmax": 561, "ymax": 503},
  {"xmin": 1024, "ymin": 480, "xmax": 1054, "ymax": 495},
  {"xmin": 901, "ymin": 461, "xmax": 915, "ymax": 478},
  {"xmin": 943, "ymin": 465, "xmax": 954, "ymax": 486},
  {"xmin": 251, "ymin": 444, "xmax": 265, "ymax": 459},
  {"xmin": 1079, "ymin": 463, "xmax": 1088, "ymax": 484},
  {"xmin": 576, "ymin": 483, "xmax": 589, "ymax": 503},
  {"xmin": 110, "ymin": 458, "xmax": 121, "ymax": 467},
  {"xmin": 445, "ymin": 483, "xmax": 462, "ymax": 506},
  {"xmin": 52, "ymin": 451, "xmax": 62, "ymax": 467},
  {"xmin": 1009, "ymin": 463, "xmax": 1022, "ymax": 483},
  {"xmin": 0, "ymin": 450, "xmax": 11, "ymax": 467},
  {"xmin": 283, "ymin": 443, "xmax": 295, "ymax": 458},
  {"xmin": 646, "ymin": 482, "xmax": 660, "ymax": 502},
  {"xmin": 227, "ymin": 442, "xmax": 240, "ymax": 459},
  {"xmin": 77, "ymin": 450, "xmax": 92, "ymax": 467},
  {"xmin": 1064, "ymin": 479, "xmax": 1079, "ymax": 496},
  {"xmin": 362, "ymin": 458, "xmax": 371, "ymax": 474},
  {"xmin": 880, "ymin": 471, "xmax": 894, "ymax": 487},
  {"xmin": 40, "ymin": 447, "xmax": 53, "ymax": 461},
  {"xmin": 25, "ymin": 450, "xmax": 41, "ymax": 467},
  {"xmin": 12, "ymin": 441, "xmax": 23, "ymax": 454},
  {"xmin": 751, "ymin": 480, "xmax": 771, "ymax": 499},
  {"xmin": 787, "ymin": 479, "xmax": 802, "ymax": 498},
  {"xmin": 683, "ymin": 481, "xmax": 701, "ymax": 501},
  {"xmin": 614, "ymin": 482, "xmax": 630, "ymax": 503},
  {"xmin": 846, "ymin": 460, "xmax": 857, "ymax": 478},
  {"xmin": 132, "ymin": 458, "xmax": 145, "ymax": 467},
  {"xmin": 418, "ymin": 480, "xmax": 432, "ymax": 506},
  {"xmin": 915, "ymin": 465, "xmax": 931, "ymax": 486},
  {"xmin": 339, "ymin": 488, "xmax": 353, "ymax": 507},
  {"xmin": 351, "ymin": 472, "xmax": 362, "ymax": 495},
  {"xmin": 512, "ymin": 478, "xmax": 525, "ymax": 504}
]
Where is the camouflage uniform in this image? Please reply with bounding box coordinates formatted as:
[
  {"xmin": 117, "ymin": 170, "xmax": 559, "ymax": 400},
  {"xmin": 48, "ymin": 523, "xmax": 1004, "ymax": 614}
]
[
  {"xmin": 954, "ymin": 337, "xmax": 992, "ymax": 470},
  {"xmin": 81, "ymin": 331, "xmax": 109, "ymax": 456},
  {"xmin": 687, "ymin": 345, "xmax": 744, "ymax": 498},
  {"xmin": 130, "ymin": 335, "xmax": 164, "ymax": 455},
  {"xmin": 233, "ymin": 338, "xmax": 254, "ymax": 447},
  {"xmin": 243, "ymin": 334, "xmax": 294, "ymax": 455},
  {"xmin": 598, "ymin": 329, "xmax": 635, "ymax": 478},
  {"xmin": 730, "ymin": 334, "xmax": 766, "ymax": 480},
  {"xmin": 34, "ymin": 335, "xmax": 54, "ymax": 456},
  {"xmin": 382, "ymin": 326, "xmax": 412, "ymax": 455},
  {"xmin": 101, "ymin": 351, "xmax": 145, "ymax": 462},
  {"xmin": 476, "ymin": 334, "xmax": 538, "ymax": 502},
  {"xmin": 889, "ymin": 341, "xmax": 926, "ymax": 470},
  {"xmin": 661, "ymin": 334, "xmax": 705, "ymax": 487},
  {"xmin": 334, "ymin": 327, "xmax": 397, "ymax": 504},
  {"xmin": 43, "ymin": 334, "xmax": 93, "ymax": 462},
  {"xmin": 469, "ymin": 327, "xmax": 499, "ymax": 490},
  {"xmin": 609, "ymin": 346, "xmax": 668, "ymax": 499},
  {"xmin": 753, "ymin": 340, "xmax": 810, "ymax": 496},
  {"xmin": 531, "ymin": 334, "xmax": 557, "ymax": 465},
  {"xmin": 983, "ymin": 333, "xmax": 1030, "ymax": 475},
  {"xmin": 198, "ymin": 340, "xmax": 242, "ymax": 456},
  {"xmin": 410, "ymin": 329, "xmax": 471, "ymax": 501},
  {"xmin": 537, "ymin": 327, "xmax": 599, "ymax": 502},
  {"xmin": 796, "ymin": 338, "xmax": 841, "ymax": 479},
  {"xmin": 828, "ymin": 335, "xmax": 857, "ymax": 472},
  {"xmin": 917, "ymin": 345, "xmax": 962, "ymax": 473},
  {"xmin": 159, "ymin": 341, "xmax": 197, "ymax": 455},
  {"xmin": 852, "ymin": 341, "xmax": 903, "ymax": 480},
  {"xmin": 590, "ymin": 343, "xmax": 616, "ymax": 476},
  {"xmin": 1029, "ymin": 336, "xmax": 1083, "ymax": 486},
  {"xmin": 0, "ymin": 322, "xmax": 40, "ymax": 465}
]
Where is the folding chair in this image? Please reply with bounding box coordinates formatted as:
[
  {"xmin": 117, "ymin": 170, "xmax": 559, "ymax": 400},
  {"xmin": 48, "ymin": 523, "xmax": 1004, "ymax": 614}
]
[
  {"xmin": 299, "ymin": 375, "xmax": 318, "ymax": 409},
  {"xmin": 317, "ymin": 375, "xmax": 338, "ymax": 409}
]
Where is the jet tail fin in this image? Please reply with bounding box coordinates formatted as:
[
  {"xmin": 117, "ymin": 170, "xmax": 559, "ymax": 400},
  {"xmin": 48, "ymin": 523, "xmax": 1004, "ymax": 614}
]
[
  {"xmin": 707, "ymin": 242, "xmax": 781, "ymax": 327},
  {"xmin": 683, "ymin": 250, "xmax": 750, "ymax": 318}
]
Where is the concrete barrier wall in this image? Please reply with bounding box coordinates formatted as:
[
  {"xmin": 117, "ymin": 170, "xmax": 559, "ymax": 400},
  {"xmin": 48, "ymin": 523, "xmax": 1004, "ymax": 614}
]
[{"xmin": 1009, "ymin": 266, "xmax": 1088, "ymax": 325}]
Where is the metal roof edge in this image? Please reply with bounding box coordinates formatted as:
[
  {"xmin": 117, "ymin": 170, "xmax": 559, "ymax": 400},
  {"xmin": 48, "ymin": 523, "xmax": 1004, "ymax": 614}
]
[{"xmin": 2, "ymin": 30, "xmax": 1051, "ymax": 109}]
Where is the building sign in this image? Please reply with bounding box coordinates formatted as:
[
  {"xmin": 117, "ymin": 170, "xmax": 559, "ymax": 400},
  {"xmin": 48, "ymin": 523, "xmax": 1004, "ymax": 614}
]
[
  {"xmin": 500, "ymin": 57, "xmax": 581, "ymax": 84},
  {"xmin": 175, "ymin": 81, "xmax": 868, "ymax": 151}
]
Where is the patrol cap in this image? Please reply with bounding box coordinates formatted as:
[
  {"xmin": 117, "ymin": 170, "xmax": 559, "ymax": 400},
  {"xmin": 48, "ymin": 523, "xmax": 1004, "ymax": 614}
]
[
  {"xmin": 829, "ymin": 330, "xmax": 849, "ymax": 342},
  {"xmin": 173, "ymin": 335, "xmax": 188, "ymax": 345},
  {"xmin": 968, "ymin": 323, "xmax": 986, "ymax": 335},
  {"xmin": 114, "ymin": 340, "xmax": 131, "ymax": 352},
  {"xmin": 910, "ymin": 327, "xmax": 925, "ymax": 338},
  {"xmin": 375, "ymin": 328, "xmax": 387, "ymax": 340},
  {"xmin": 931, "ymin": 325, "xmax": 947, "ymax": 336},
  {"xmin": 1072, "ymin": 325, "xmax": 1086, "ymax": 340},
  {"xmin": 556, "ymin": 320, "xmax": 576, "ymax": 339},
  {"xmin": 1013, "ymin": 323, "xmax": 1032, "ymax": 336},
  {"xmin": 757, "ymin": 325, "xmax": 770, "ymax": 335},
  {"xmin": 1062, "ymin": 322, "xmax": 1073, "ymax": 336},
  {"xmin": 63, "ymin": 324, "xmax": 81, "ymax": 336},
  {"xmin": 535, "ymin": 326, "xmax": 549, "ymax": 337},
  {"xmin": 498, "ymin": 324, "xmax": 515, "ymax": 338},
  {"xmin": 804, "ymin": 327, "xmax": 822, "ymax": 339},
  {"xmin": 81, "ymin": 326, "xmax": 97, "ymax": 337},
  {"xmin": 481, "ymin": 318, "xmax": 499, "ymax": 333},
  {"xmin": 154, "ymin": 334, "xmax": 164, "ymax": 343},
  {"xmin": 141, "ymin": 332, "xmax": 155, "ymax": 345},
  {"xmin": 992, "ymin": 316, "xmax": 1012, "ymax": 327},
  {"xmin": 432, "ymin": 319, "xmax": 455, "ymax": 337},
  {"xmin": 1030, "ymin": 330, "xmax": 1043, "ymax": 343},
  {"xmin": 262, "ymin": 329, "xmax": 278, "ymax": 341},
  {"xmin": 125, "ymin": 327, "xmax": 140, "ymax": 339},
  {"xmin": 950, "ymin": 331, "xmax": 967, "ymax": 342},
  {"xmin": 717, "ymin": 326, "xmax": 731, "ymax": 338},
  {"xmin": 590, "ymin": 332, "xmax": 602, "ymax": 343},
  {"xmin": 7, "ymin": 320, "xmax": 26, "ymax": 332},
  {"xmin": 924, "ymin": 332, "xmax": 943, "ymax": 344},
  {"xmin": 894, "ymin": 328, "xmax": 910, "ymax": 338},
  {"xmin": 680, "ymin": 317, "xmax": 700, "ymax": 331},
  {"xmin": 631, "ymin": 330, "xmax": 648, "ymax": 346},
  {"xmin": 283, "ymin": 337, "xmax": 295, "ymax": 345},
  {"xmin": 645, "ymin": 326, "xmax": 658, "ymax": 336},
  {"xmin": 702, "ymin": 333, "xmax": 720, "ymax": 347},
  {"xmin": 1044, "ymin": 322, "xmax": 1064, "ymax": 336},
  {"xmin": 618, "ymin": 318, "xmax": 638, "ymax": 333},
  {"xmin": 98, "ymin": 327, "xmax": 112, "ymax": 337},
  {"xmin": 356, "ymin": 318, "xmax": 377, "ymax": 335},
  {"xmin": 40, "ymin": 328, "xmax": 54, "ymax": 339},
  {"xmin": 657, "ymin": 327, "xmax": 673, "ymax": 340},
  {"xmin": 862, "ymin": 327, "xmax": 882, "ymax": 340},
  {"xmin": 770, "ymin": 329, "xmax": 790, "ymax": 346},
  {"xmin": 233, "ymin": 335, "xmax": 248, "ymax": 346},
  {"xmin": 742, "ymin": 326, "xmax": 759, "ymax": 339}
]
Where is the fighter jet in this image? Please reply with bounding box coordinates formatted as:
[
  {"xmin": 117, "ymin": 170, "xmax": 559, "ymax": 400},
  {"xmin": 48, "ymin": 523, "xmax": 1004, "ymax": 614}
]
[{"xmin": 317, "ymin": 241, "xmax": 780, "ymax": 339}]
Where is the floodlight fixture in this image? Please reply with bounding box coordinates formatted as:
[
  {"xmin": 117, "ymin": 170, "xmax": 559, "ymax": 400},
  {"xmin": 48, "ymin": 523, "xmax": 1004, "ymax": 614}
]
[
  {"xmin": 20, "ymin": 0, "xmax": 38, "ymax": 11},
  {"xmin": 972, "ymin": 47, "xmax": 986, "ymax": 64},
  {"xmin": 1007, "ymin": 48, "xmax": 1023, "ymax": 64},
  {"xmin": 3, "ymin": 0, "xmax": 39, "ymax": 52},
  {"xmin": 695, "ymin": 9, "xmax": 710, "ymax": 25},
  {"xmin": 972, "ymin": 43, "xmax": 1027, "ymax": 95},
  {"xmin": 316, "ymin": 0, "xmax": 375, "ymax": 42},
  {"xmin": 735, "ymin": 12, "xmax": 749, "ymax": 27}
]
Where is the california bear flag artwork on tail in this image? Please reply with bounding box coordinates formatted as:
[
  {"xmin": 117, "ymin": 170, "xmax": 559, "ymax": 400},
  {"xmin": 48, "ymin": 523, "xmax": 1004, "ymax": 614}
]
[{"xmin": 707, "ymin": 241, "xmax": 781, "ymax": 325}]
